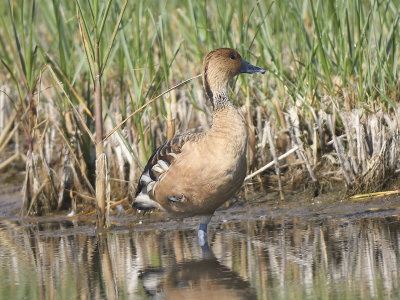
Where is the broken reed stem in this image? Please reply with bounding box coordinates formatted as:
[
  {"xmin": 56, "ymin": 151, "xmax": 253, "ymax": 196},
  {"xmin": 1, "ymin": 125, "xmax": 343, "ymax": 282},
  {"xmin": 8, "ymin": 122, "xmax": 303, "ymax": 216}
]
[
  {"xmin": 0, "ymin": 152, "xmax": 20, "ymax": 172},
  {"xmin": 0, "ymin": 123, "xmax": 19, "ymax": 154},
  {"xmin": 26, "ymin": 179, "xmax": 49, "ymax": 216},
  {"xmin": 75, "ymin": 197, "xmax": 128, "ymax": 216},
  {"xmin": 102, "ymin": 74, "xmax": 202, "ymax": 142},
  {"xmin": 245, "ymin": 146, "xmax": 299, "ymax": 181},
  {"xmin": 349, "ymin": 189, "xmax": 400, "ymax": 201},
  {"xmin": 53, "ymin": 122, "xmax": 95, "ymax": 194},
  {"xmin": 94, "ymin": 37, "xmax": 106, "ymax": 228},
  {"xmin": 0, "ymin": 109, "xmax": 17, "ymax": 147},
  {"xmin": 166, "ymin": 118, "xmax": 175, "ymax": 140},
  {"xmin": 66, "ymin": 189, "xmax": 96, "ymax": 201}
]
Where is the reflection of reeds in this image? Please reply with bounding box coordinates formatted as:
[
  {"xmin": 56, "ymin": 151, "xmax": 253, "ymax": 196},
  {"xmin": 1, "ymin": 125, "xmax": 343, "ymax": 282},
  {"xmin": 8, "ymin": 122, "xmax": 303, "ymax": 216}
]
[
  {"xmin": 1, "ymin": 0, "xmax": 400, "ymax": 217},
  {"xmin": 1, "ymin": 217, "xmax": 400, "ymax": 298}
]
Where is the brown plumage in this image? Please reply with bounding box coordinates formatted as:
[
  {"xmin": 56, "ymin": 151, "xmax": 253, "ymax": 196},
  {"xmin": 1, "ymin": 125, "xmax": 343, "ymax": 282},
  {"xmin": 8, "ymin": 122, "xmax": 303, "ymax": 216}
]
[{"xmin": 133, "ymin": 48, "xmax": 265, "ymax": 243}]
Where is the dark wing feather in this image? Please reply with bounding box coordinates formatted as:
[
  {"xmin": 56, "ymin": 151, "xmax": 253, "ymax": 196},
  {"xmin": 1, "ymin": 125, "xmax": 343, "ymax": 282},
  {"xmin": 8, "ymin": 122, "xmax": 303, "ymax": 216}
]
[{"xmin": 135, "ymin": 132, "xmax": 202, "ymax": 197}]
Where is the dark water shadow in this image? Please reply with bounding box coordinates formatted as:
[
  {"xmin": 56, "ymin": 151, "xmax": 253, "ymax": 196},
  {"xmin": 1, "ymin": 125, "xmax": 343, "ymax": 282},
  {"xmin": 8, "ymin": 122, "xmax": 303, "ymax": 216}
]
[{"xmin": 138, "ymin": 241, "xmax": 257, "ymax": 299}]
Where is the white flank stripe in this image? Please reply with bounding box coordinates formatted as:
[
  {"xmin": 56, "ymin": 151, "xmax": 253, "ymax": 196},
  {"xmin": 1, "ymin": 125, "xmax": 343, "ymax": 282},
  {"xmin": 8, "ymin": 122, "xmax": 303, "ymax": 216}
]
[
  {"xmin": 158, "ymin": 160, "xmax": 169, "ymax": 171},
  {"xmin": 140, "ymin": 174, "xmax": 152, "ymax": 184},
  {"xmin": 152, "ymin": 164, "xmax": 164, "ymax": 173},
  {"xmin": 147, "ymin": 181, "xmax": 155, "ymax": 192}
]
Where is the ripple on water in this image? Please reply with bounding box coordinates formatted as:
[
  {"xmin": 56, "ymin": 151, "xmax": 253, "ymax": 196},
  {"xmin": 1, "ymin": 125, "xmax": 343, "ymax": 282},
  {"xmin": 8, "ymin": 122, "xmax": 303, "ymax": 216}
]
[{"xmin": 0, "ymin": 216, "xmax": 400, "ymax": 299}]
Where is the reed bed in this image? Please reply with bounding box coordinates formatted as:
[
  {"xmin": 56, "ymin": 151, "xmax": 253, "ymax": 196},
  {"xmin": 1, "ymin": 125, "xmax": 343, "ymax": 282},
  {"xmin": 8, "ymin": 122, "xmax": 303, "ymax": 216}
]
[{"xmin": 0, "ymin": 0, "xmax": 399, "ymax": 217}]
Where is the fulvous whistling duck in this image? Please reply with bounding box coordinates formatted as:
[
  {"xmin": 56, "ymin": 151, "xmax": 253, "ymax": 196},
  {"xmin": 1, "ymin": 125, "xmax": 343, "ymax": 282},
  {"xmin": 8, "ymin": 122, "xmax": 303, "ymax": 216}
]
[{"xmin": 133, "ymin": 48, "xmax": 265, "ymax": 245}]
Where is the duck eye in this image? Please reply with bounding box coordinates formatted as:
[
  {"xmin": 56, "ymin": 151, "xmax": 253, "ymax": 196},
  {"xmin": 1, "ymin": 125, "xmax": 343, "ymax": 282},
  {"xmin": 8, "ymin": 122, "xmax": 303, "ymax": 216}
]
[{"xmin": 229, "ymin": 54, "xmax": 236, "ymax": 60}]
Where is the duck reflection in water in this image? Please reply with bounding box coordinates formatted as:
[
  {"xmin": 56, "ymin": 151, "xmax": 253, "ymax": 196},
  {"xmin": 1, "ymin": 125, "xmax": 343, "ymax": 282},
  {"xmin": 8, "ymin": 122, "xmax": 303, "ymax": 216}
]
[{"xmin": 138, "ymin": 241, "xmax": 257, "ymax": 299}]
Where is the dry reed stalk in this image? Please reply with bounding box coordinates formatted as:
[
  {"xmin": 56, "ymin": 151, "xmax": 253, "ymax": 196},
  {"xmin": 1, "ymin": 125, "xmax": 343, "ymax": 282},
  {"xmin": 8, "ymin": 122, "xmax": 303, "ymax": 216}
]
[
  {"xmin": 256, "ymin": 107, "xmax": 262, "ymax": 138},
  {"xmin": 353, "ymin": 110, "xmax": 368, "ymax": 172},
  {"xmin": 0, "ymin": 122, "xmax": 19, "ymax": 154},
  {"xmin": 259, "ymin": 119, "xmax": 269, "ymax": 163},
  {"xmin": 272, "ymin": 97, "xmax": 286, "ymax": 130},
  {"xmin": 0, "ymin": 152, "xmax": 20, "ymax": 172},
  {"xmin": 317, "ymin": 110, "xmax": 328, "ymax": 153},
  {"xmin": 351, "ymin": 110, "xmax": 399, "ymax": 193},
  {"xmin": 340, "ymin": 112, "xmax": 359, "ymax": 174},
  {"xmin": 94, "ymin": 36, "xmax": 106, "ymax": 228},
  {"xmin": 57, "ymin": 146, "xmax": 71, "ymax": 209},
  {"xmin": 326, "ymin": 113, "xmax": 353, "ymax": 186},
  {"xmin": 245, "ymin": 146, "xmax": 299, "ymax": 181},
  {"xmin": 53, "ymin": 122, "xmax": 95, "ymax": 194},
  {"xmin": 166, "ymin": 88, "xmax": 177, "ymax": 140},
  {"xmin": 39, "ymin": 146, "xmax": 58, "ymax": 204},
  {"xmin": 19, "ymin": 72, "xmax": 58, "ymax": 214},
  {"xmin": 67, "ymin": 189, "xmax": 96, "ymax": 201},
  {"xmin": 166, "ymin": 118, "xmax": 175, "ymax": 140},
  {"xmin": 0, "ymin": 109, "xmax": 17, "ymax": 147},
  {"xmin": 266, "ymin": 121, "xmax": 284, "ymax": 200},
  {"xmin": 95, "ymin": 149, "xmax": 106, "ymax": 227},
  {"xmin": 288, "ymin": 108, "xmax": 317, "ymax": 182},
  {"xmin": 356, "ymin": 140, "xmax": 390, "ymax": 192},
  {"xmin": 26, "ymin": 179, "xmax": 49, "ymax": 216},
  {"xmin": 349, "ymin": 189, "xmax": 400, "ymax": 201},
  {"xmin": 245, "ymin": 90, "xmax": 256, "ymax": 170},
  {"xmin": 75, "ymin": 197, "xmax": 127, "ymax": 216}
]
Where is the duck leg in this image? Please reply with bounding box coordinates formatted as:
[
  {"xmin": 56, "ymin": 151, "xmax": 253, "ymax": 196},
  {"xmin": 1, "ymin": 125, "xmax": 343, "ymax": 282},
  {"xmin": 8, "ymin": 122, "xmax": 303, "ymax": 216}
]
[{"xmin": 198, "ymin": 215, "xmax": 212, "ymax": 247}]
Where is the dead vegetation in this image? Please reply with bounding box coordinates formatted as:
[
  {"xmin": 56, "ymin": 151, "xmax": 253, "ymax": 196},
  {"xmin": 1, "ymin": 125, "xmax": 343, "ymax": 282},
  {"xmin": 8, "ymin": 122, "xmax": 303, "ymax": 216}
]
[{"xmin": 0, "ymin": 0, "xmax": 399, "ymax": 218}]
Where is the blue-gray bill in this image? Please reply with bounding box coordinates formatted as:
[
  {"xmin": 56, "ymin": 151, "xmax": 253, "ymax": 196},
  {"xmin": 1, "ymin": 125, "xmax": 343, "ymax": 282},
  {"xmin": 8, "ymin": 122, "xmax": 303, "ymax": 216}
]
[{"xmin": 240, "ymin": 57, "xmax": 266, "ymax": 74}]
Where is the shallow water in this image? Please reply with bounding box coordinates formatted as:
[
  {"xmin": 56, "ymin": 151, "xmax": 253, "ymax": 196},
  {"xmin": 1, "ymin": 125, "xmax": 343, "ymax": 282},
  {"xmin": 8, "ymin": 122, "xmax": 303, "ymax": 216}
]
[{"xmin": 1, "ymin": 214, "xmax": 400, "ymax": 299}]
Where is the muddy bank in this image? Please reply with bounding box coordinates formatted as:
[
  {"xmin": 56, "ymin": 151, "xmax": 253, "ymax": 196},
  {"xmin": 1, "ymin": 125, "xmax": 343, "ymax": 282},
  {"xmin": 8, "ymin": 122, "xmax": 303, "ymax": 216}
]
[
  {"xmin": 0, "ymin": 188, "xmax": 21, "ymax": 217},
  {"xmin": 0, "ymin": 169, "xmax": 24, "ymax": 217},
  {"xmin": 1, "ymin": 180, "xmax": 399, "ymax": 230}
]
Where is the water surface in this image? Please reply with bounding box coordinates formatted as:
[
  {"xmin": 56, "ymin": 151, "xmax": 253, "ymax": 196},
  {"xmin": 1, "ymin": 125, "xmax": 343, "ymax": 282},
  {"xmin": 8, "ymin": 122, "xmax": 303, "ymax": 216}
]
[{"xmin": 1, "ymin": 213, "xmax": 400, "ymax": 299}]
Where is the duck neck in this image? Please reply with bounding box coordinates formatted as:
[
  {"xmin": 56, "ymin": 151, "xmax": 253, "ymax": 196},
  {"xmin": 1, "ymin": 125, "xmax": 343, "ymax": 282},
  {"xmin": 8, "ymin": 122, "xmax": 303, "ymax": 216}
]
[
  {"xmin": 209, "ymin": 91, "xmax": 246, "ymax": 137},
  {"xmin": 210, "ymin": 91, "xmax": 233, "ymax": 112}
]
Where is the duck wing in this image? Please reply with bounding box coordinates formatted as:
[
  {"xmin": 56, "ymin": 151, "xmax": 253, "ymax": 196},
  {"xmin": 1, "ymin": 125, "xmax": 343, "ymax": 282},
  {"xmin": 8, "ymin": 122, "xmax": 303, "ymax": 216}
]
[{"xmin": 133, "ymin": 132, "xmax": 202, "ymax": 210}]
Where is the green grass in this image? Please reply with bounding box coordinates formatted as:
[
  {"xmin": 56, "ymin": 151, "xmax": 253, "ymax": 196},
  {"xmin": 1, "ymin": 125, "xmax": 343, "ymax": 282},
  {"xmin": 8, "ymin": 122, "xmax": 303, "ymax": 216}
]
[{"xmin": 0, "ymin": 0, "xmax": 399, "ymax": 213}]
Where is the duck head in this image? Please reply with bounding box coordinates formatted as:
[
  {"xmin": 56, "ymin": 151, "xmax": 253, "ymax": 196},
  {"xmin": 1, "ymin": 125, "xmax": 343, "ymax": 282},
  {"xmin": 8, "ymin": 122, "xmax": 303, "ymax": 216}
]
[{"xmin": 202, "ymin": 48, "xmax": 265, "ymax": 107}]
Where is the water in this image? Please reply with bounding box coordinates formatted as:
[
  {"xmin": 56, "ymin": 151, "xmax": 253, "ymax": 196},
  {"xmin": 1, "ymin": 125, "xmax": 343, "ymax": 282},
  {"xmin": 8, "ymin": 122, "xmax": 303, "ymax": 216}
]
[{"xmin": 1, "ymin": 215, "xmax": 400, "ymax": 299}]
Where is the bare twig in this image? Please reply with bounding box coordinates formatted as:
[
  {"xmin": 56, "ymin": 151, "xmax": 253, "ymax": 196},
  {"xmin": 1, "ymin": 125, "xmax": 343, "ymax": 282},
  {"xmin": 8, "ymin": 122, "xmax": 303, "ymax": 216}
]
[
  {"xmin": 0, "ymin": 123, "xmax": 19, "ymax": 154},
  {"xmin": 349, "ymin": 189, "xmax": 400, "ymax": 201},
  {"xmin": 0, "ymin": 152, "xmax": 20, "ymax": 172},
  {"xmin": 75, "ymin": 197, "xmax": 128, "ymax": 216},
  {"xmin": 103, "ymin": 74, "xmax": 202, "ymax": 142},
  {"xmin": 245, "ymin": 146, "xmax": 299, "ymax": 181},
  {"xmin": 0, "ymin": 109, "xmax": 17, "ymax": 147}
]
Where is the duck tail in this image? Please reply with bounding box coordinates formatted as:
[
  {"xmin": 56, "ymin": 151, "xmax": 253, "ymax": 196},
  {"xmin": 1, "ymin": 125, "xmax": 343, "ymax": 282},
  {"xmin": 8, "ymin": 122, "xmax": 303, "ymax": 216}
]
[{"xmin": 133, "ymin": 191, "xmax": 164, "ymax": 211}]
